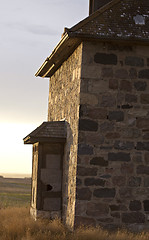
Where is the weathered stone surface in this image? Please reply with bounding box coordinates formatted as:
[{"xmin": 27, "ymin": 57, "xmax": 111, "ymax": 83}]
[
  {"xmin": 87, "ymin": 108, "xmax": 107, "ymax": 119},
  {"xmin": 137, "ymin": 165, "xmax": 149, "ymax": 175},
  {"xmin": 101, "ymin": 68, "xmax": 113, "ymax": 78},
  {"xmin": 145, "ymin": 152, "xmax": 149, "ymax": 164},
  {"xmin": 85, "ymin": 133, "xmax": 104, "ymax": 145},
  {"xmin": 129, "ymin": 68, "xmax": 137, "ymax": 79},
  {"xmin": 112, "ymin": 176, "xmax": 126, "ymax": 186},
  {"xmin": 109, "ymin": 79, "xmax": 118, "ymax": 89},
  {"xmin": 90, "ymin": 157, "xmax": 108, "ymax": 166},
  {"xmin": 105, "ymin": 132, "xmax": 120, "ymax": 139},
  {"xmin": 76, "ymin": 188, "xmax": 92, "ymax": 200},
  {"xmin": 128, "ymin": 177, "xmax": 141, "ymax": 187},
  {"xmin": 134, "ymin": 81, "xmax": 147, "ymax": 91},
  {"xmin": 140, "ymin": 94, "xmax": 149, "ymax": 104},
  {"xmin": 110, "ymin": 204, "xmax": 127, "ymax": 211},
  {"xmin": 120, "ymin": 80, "xmax": 132, "ymax": 92},
  {"xmin": 143, "ymin": 200, "xmax": 149, "ymax": 211},
  {"xmin": 109, "ymin": 111, "xmax": 124, "ymax": 122},
  {"xmin": 75, "ymin": 216, "xmax": 96, "ymax": 227},
  {"xmin": 115, "ymin": 69, "xmax": 128, "ymax": 79},
  {"xmin": 125, "ymin": 94, "xmax": 137, "ymax": 103},
  {"xmin": 94, "ymin": 53, "xmax": 117, "ymax": 65},
  {"xmin": 119, "ymin": 188, "xmax": 133, "ymax": 198},
  {"xmin": 143, "ymin": 132, "xmax": 149, "ymax": 140},
  {"xmin": 76, "ymin": 178, "xmax": 82, "ymax": 186},
  {"xmin": 111, "ymin": 212, "xmax": 120, "ymax": 218},
  {"xmin": 125, "ymin": 56, "xmax": 144, "ymax": 67},
  {"xmin": 93, "ymin": 188, "xmax": 116, "ymax": 198},
  {"xmin": 79, "ymin": 119, "xmax": 98, "ymax": 131},
  {"xmin": 129, "ymin": 200, "xmax": 141, "ymax": 211},
  {"xmin": 78, "ymin": 144, "xmax": 93, "ymax": 155},
  {"xmin": 121, "ymin": 163, "xmax": 134, "ymax": 175},
  {"xmin": 139, "ymin": 69, "xmax": 149, "ymax": 79},
  {"xmin": 86, "ymin": 202, "xmax": 109, "ymax": 216},
  {"xmin": 136, "ymin": 142, "xmax": 149, "ymax": 151},
  {"xmin": 122, "ymin": 212, "xmax": 145, "ymax": 223},
  {"xmin": 43, "ymin": 198, "xmax": 61, "ymax": 211},
  {"xmin": 77, "ymin": 166, "xmax": 97, "ymax": 176},
  {"xmin": 100, "ymin": 122, "xmax": 114, "ymax": 132},
  {"xmin": 101, "ymin": 94, "xmax": 116, "ymax": 107},
  {"xmin": 121, "ymin": 104, "xmax": 133, "ymax": 109},
  {"xmin": 122, "ymin": 128, "xmax": 141, "ymax": 139},
  {"xmin": 136, "ymin": 118, "xmax": 149, "ymax": 129},
  {"xmin": 80, "ymin": 93, "xmax": 98, "ymax": 106},
  {"xmin": 85, "ymin": 178, "xmax": 105, "ymax": 187},
  {"xmin": 114, "ymin": 141, "xmax": 134, "ymax": 150},
  {"xmin": 108, "ymin": 152, "xmax": 131, "ymax": 162},
  {"xmin": 144, "ymin": 177, "xmax": 149, "ymax": 187}
]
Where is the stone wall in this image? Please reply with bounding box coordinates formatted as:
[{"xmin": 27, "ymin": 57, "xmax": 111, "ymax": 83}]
[
  {"xmin": 48, "ymin": 44, "xmax": 83, "ymax": 229},
  {"xmin": 76, "ymin": 41, "xmax": 149, "ymax": 231}
]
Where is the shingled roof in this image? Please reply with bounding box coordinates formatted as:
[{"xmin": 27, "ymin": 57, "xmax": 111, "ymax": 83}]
[
  {"xmin": 23, "ymin": 121, "xmax": 66, "ymax": 144},
  {"xmin": 36, "ymin": 0, "xmax": 149, "ymax": 78}
]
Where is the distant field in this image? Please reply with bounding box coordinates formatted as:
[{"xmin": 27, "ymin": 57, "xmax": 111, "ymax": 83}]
[{"xmin": 0, "ymin": 176, "xmax": 31, "ymax": 208}]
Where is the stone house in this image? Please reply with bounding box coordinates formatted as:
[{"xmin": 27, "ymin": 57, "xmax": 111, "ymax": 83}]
[{"xmin": 24, "ymin": 0, "xmax": 149, "ymax": 231}]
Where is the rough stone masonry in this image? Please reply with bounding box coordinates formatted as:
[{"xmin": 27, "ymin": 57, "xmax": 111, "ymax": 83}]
[{"xmin": 24, "ymin": 0, "xmax": 149, "ymax": 232}]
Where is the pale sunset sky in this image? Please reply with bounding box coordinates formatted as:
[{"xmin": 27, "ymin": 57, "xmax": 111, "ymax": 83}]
[{"xmin": 0, "ymin": 0, "xmax": 88, "ymax": 177}]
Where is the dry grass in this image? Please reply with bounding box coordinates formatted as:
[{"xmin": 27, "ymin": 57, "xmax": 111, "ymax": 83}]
[{"xmin": 0, "ymin": 207, "xmax": 149, "ymax": 240}]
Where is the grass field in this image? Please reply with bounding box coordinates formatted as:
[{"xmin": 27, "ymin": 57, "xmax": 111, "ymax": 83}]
[
  {"xmin": 0, "ymin": 176, "xmax": 31, "ymax": 208},
  {"xmin": 0, "ymin": 176, "xmax": 149, "ymax": 239}
]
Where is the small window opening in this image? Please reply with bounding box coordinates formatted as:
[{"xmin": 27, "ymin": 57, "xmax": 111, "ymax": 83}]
[{"xmin": 47, "ymin": 184, "xmax": 53, "ymax": 191}]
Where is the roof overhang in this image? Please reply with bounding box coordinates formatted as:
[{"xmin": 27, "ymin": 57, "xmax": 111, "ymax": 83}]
[
  {"xmin": 35, "ymin": 32, "xmax": 81, "ymax": 78},
  {"xmin": 23, "ymin": 121, "xmax": 67, "ymax": 144}
]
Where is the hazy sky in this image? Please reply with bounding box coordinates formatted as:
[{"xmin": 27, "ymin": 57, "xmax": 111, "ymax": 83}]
[{"xmin": 0, "ymin": 0, "xmax": 88, "ymax": 175}]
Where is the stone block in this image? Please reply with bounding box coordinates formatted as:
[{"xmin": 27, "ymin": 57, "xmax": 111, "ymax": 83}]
[
  {"xmin": 125, "ymin": 56, "xmax": 144, "ymax": 67},
  {"xmin": 134, "ymin": 81, "xmax": 147, "ymax": 91},
  {"xmin": 87, "ymin": 108, "xmax": 107, "ymax": 119},
  {"xmin": 109, "ymin": 79, "xmax": 118, "ymax": 89},
  {"xmin": 79, "ymin": 119, "xmax": 98, "ymax": 132},
  {"xmin": 120, "ymin": 80, "xmax": 132, "ymax": 92},
  {"xmin": 43, "ymin": 198, "xmax": 61, "ymax": 211},
  {"xmin": 108, "ymin": 111, "xmax": 124, "ymax": 122},
  {"xmin": 140, "ymin": 94, "xmax": 149, "ymax": 104},
  {"xmin": 86, "ymin": 202, "xmax": 109, "ymax": 216},
  {"xmin": 76, "ymin": 178, "xmax": 82, "ymax": 186},
  {"xmin": 137, "ymin": 165, "xmax": 149, "ymax": 175},
  {"xmin": 77, "ymin": 166, "xmax": 97, "ymax": 176},
  {"xmin": 100, "ymin": 122, "xmax": 114, "ymax": 132},
  {"xmin": 122, "ymin": 212, "xmax": 145, "ymax": 223},
  {"xmin": 136, "ymin": 118, "xmax": 149, "ymax": 129},
  {"xmin": 121, "ymin": 104, "xmax": 133, "ymax": 109},
  {"xmin": 85, "ymin": 133, "xmax": 104, "ymax": 145},
  {"xmin": 76, "ymin": 188, "xmax": 92, "ymax": 200},
  {"xmin": 94, "ymin": 53, "xmax": 117, "ymax": 65},
  {"xmin": 125, "ymin": 94, "xmax": 137, "ymax": 103},
  {"xmin": 129, "ymin": 200, "xmax": 141, "ymax": 211},
  {"xmin": 105, "ymin": 132, "xmax": 120, "ymax": 139},
  {"xmin": 78, "ymin": 144, "xmax": 93, "ymax": 155},
  {"xmin": 101, "ymin": 94, "xmax": 116, "ymax": 107},
  {"xmin": 119, "ymin": 188, "xmax": 133, "ymax": 199},
  {"xmin": 112, "ymin": 176, "xmax": 126, "ymax": 186},
  {"xmin": 101, "ymin": 68, "xmax": 113, "ymax": 78},
  {"xmin": 129, "ymin": 68, "xmax": 137, "ymax": 79},
  {"xmin": 139, "ymin": 69, "xmax": 149, "ymax": 79},
  {"xmin": 111, "ymin": 212, "xmax": 120, "ymax": 218},
  {"xmin": 144, "ymin": 177, "xmax": 149, "ymax": 187},
  {"xmin": 128, "ymin": 177, "xmax": 141, "ymax": 187},
  {"xmin": 88, "ymin": 79, "xmax": 108, "ymax": 93},
  {"xmin": 136, "ymin": 142, "xmax": 149, "ymax": 151},
  {"xmin": 115, "ymin": 69, "xmax": 128, "ymax": 79},
  {"xmin": 108, "ymin": 152, "xmax": 131, "ymax": 162},
  {"xmin": 143, "ymin": 200, "xmax": 149, "ymax": 211},
  {"xmin": 93, "ymin": 188, "xmax": 116, "ymax": 198},
  {"xmin": 85, "ymin": 178, "xmax": 105, "ymax": 187},
  {"xmin": 114, "ymin": 141, "xmax": 134, "ymax": 150},
  {"xmin": 145, "ymin": 152, "xmax": 149, "ymax": 164},
  {"xmin": 80, "ymin": 93, "xmax": 98, "ymax": 106},
  {"xmin": 90, "ymin": 157, "xmax": 108, "ymax": 166},
  {"xmin": 121, "ymin": 163, "xmax": 134, "ymax": 175}
]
